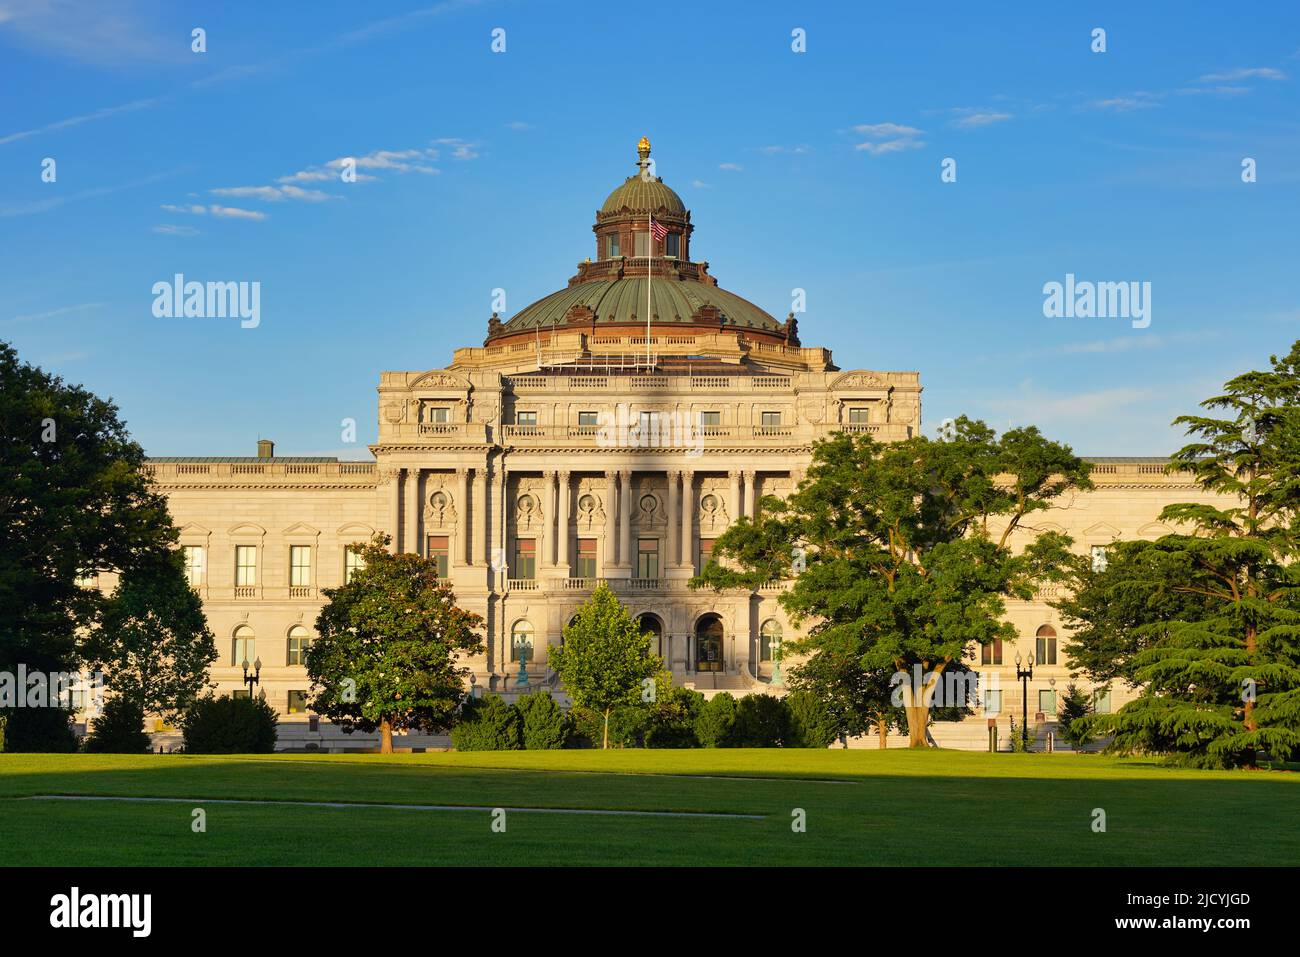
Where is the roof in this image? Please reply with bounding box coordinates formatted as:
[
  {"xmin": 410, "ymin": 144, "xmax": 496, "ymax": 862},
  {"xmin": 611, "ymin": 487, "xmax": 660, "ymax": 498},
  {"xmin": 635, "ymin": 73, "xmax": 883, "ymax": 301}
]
[
  {"xmin": 146, "ymin": 456, "xmax": 353, "ymax": 464},
  {"xmin": 601, "ymin": 175, "xmax": 686, "ymax": 216},
  {"xmin": 502, "ymin": 277, "xmax": 781, "ymax": 333}
]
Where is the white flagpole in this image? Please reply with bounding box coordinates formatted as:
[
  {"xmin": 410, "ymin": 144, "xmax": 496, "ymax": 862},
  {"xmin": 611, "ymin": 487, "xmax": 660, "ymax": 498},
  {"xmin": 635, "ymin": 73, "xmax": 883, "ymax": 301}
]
[{"xmin": 646, "ymin": 211, "xmax": 652, "ymax": 369}]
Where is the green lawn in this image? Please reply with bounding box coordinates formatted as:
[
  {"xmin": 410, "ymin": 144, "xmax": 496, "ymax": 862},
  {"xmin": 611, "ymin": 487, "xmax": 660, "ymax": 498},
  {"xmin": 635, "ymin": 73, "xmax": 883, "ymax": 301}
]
[{"xmin": 1, "ymin": 749, "xmax": 1295, "ymax": 866}]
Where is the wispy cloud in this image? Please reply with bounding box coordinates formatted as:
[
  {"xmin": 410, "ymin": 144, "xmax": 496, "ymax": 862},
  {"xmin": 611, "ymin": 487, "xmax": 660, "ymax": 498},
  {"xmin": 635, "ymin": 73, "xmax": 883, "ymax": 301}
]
[
  {"xmin": 0, "ymin": 96, "xmax": 163, "ymax": 147},
  {"xmin": 756, "ymin": 144, "xmax": 811, "ymax": 155},
  {"xmin": 0, "ymin": 0, "xmax": 186, "ymax": 67},
  {"xmin": 210, "ymin": 185, "xmax": 336, "ymax": 202},
  {"xmin": 161, "ymin": 203, "xmax": 267, "ymax": 221},
  {"xmin": 152, "ymin": 224, "xmax": 199, "ymax": 236},
  {"xmin": 2, "ymin": 301, "xmax": 103, "ymax": 326},
  {"xmin": 718, "ymin": 162, "xmax": 743, "ymax": 172},
  {"xmin": 952, "ymin": 110, "xmax": 1013, "ymax": 129},
  {"xmin": 1198, "ymin": 66, "xmax": 1287, "ymax": 82},
  {"xmin": 851, "ymin": 122, "xmax": 925, "ymax": 155},
  {"xmin": 1087, "ymin": 92, "xmax": 1164, "ymax": 112},
  {"xmin": 505, "ymin": 121, "xmax": 533, "ymax": 131}
]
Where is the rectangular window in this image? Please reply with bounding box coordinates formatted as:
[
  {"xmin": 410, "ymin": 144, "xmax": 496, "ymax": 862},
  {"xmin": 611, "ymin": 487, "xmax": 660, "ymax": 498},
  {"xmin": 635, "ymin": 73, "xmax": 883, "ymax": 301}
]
[
  {"xmin": 761, "ymin": 411, "xmax": 782, "ymax": 428},
  {"xmin": 578, "ymin": 411, "xmax": 599, "ymax": 426},
  {"xmin": 427, "ymin": 535, "xmax": 449, "ymax": 578},
  {"xmin": 516, "ymin": 410, "xmax": 537, "ymax": 427},
  {"xmin": 287, "ymin": 691, "xmax": 308, "ymax": 714},
  {"xmin": 981, "ymin": 639, "xmax": 1003, "ymax": 666},
  {"xmin": 232, "ymin": 690, "xmax": 251, "ymax": 700},
  {"xmin": 665, "ymin": 233, "xmax": 680, "ymax": 258},
  {"xmin": 287, "ymin": 636, "xmax": 309, "ymax": 666},
  {"xmin": 848, "ymin": 407, "xmax": 870, "ymax": 424},
  {"xmin": 233, "ymin": 636, "xmax": 255, "ymax": 668},
  {"xmin": 606, "ymin": 233, "xmax": 620, "ymax": 258},
  {"xmin": 290, "ymin": 545, "xmax": 311, "ymax": 587},
  {"xmin": 182, "ymin": 545, "xmax": 205, "ymax": 586},
  {"xmin": 634, "ymin": 231, "xmax": 649, "ymax": 257},
  {"xmin": 698, "ymin": 410, "xmax": 721, "ymax": 427},
  {"xmin": 1038, "ymin": 689, "xmax": 1057, "ymax": 714},
  {"xmin": 235, "ymin": 545, "xmax": 257, "ymax": 586},
  {"xmin": 1093, "ymin": 688, "xmax": 1112, "ymax": 714},
  {"xmin": 514, "ymin": 538, "xmax": 536, "ymax": 580},
  {"xmin": 637, "ymin": 538, "xmax": 659, "ymax": 579},
  {"xmin": 575, "ymin": 538, "xmax": 597, "ymax": 578},
  {"xmin": 344, "ymin": 547, "xmax": 364, "ymax": 583},
  {"xmin": 1036, "ymin": 636, "xmax": 1058, "ymax": 665},
  {"xmin": 698, "ymin": 538, "xmax": 715, "ymax": 572},
  {"xmin": 983, "ymin": 690, "xmax": 1002, "ymax": 715},
  {"xmin": 427, "ymin": 406, "xmax": 449, "ymax": 424}
]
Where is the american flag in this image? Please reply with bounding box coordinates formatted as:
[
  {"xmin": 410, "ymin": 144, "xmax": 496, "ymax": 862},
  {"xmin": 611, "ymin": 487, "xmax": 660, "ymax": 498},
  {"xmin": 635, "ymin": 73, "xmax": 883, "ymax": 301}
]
[{"xmin": 650, "ymin": 217, "xmax": 667, "ymax": 243}]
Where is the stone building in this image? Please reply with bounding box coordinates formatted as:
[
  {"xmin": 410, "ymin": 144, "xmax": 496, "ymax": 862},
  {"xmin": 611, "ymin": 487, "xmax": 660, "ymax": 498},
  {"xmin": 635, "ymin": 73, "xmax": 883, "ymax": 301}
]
[{"xmin": 143, "ymin": 139, "xmax": 1218, "ymax": 747}]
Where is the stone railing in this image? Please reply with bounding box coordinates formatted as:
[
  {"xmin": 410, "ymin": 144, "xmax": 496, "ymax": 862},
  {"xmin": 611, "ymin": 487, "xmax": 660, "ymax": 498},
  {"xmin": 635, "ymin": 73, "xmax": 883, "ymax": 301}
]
[{"xmin": 146, "ymin": 460, "xmax": 378, "ymax": 486}]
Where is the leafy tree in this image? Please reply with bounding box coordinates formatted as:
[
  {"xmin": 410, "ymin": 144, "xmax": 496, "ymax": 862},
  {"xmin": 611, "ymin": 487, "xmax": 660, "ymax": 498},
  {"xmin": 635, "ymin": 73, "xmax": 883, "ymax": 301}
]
[
  {"xmin": 644, "ymin": 686, "xmax": 705, "ymax": 748},
  {"xmin": 1075, "ymin": 342, "xmax": 1300, "ymax": 768},
  {"xmin": 83, "ymin": 696, "xmax": 151, "ymax": 754},
  {"xmin": 451, "ymin": 694, "xmax": 521, "ymax": 751},
  {"xmin": 515, "ymin": 691, "xmax": 569, "ymax": 749},
  {"xmin": 549, "ymin": 583, "xmax": 662, "ymax": 749},
  {"xmin": 787, "ymin": 652, "xmax": 906, "ymax": 748},
  {"xmin": 0, "ymin": 342, "xmax": 177, "ymax": 749},
  {"xmin": 694, "ymin": 418, "xmax": 1090, "ymax": 746},
  {"xmin": 694, "ymin": 692, "xmax": 738, "ymax": 747},
  {"xmin": 785, "ymin": 689, "xmax": 838, "ymax": 748},
  {"xmin": 732, "ymin": 693, "xmax": 793, "ymax": 746},
  {"xmin": 1055, "ymin": 681, "xmax": 1095, "ymax": 751},
  {"xmin": 181, "ymin": 695, "xmax": 278, "ymax": 753},
  {"xmin": 306, "ymin": 536, "xmax": 484, "ymax": 753},
  {"xmin": 82, "ymin": 553, "xmax": 217, "ymax": 723}
]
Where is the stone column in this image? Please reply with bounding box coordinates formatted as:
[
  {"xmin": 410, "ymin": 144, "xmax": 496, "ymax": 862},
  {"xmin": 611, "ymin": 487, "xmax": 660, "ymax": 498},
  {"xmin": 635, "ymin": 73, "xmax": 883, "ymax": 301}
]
[
  {"xmin": 404, "ymin": 467, "xmax": 420, "ymax": 554},
  {"xmin": 680, "ymin": 470, "xmax": 693, "ymax": 567},
  {"xmin": 557, "ymin": 470, "xmax": 571, "ymax": 573},
  {"xmin": 743, "ymin": 470, "xmax": 756, "ymax": 519},
  {"xmin": 618, "ymin": 469, "xmax": 632, "ymax": 568},
  {"xmin": 728, "ymin": 470, "xmax": 741, "ymax": 528},
  {"xmin": 457, "ymin": 467, "xmax": 470, "ymax": 565},
  {"xmin": 540, "ymin": 471, "xmax": 555, "ymax": 569},
  {"xmin": 472, "ymin": 467, "xmax": 487, "ymax": 566},
  {"xmin": 666, "ymin": 470, "xmax": 680, "ymax": 566},
  {"xmin": 605, "ymin": 470, "xmax": 619, "ymax": 567},
  {"xmin": 386, "ymin": 468, "xmax": 401, "ymax": 554},
  {"xmin": 490, "ymin": 462, "xmax": 505, "ymax": 581}
]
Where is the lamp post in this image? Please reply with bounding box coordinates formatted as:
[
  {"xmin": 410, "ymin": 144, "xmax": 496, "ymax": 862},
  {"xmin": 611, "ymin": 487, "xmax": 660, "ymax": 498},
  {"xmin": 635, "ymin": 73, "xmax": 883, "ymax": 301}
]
[
  {"xmin": 242, "ymin": 657, "xmax": 262, "ymax": 700},
  {"xmin": 514, "ymin": 639, "xmax": 530, "ymax": 688},
  {"xmin": 1015, "ymin": 651, "xmax": 1034, "ymax": 751},
  {"xmin": 770, "ymin": 637, "xmax": 785, "ymax": 688}
]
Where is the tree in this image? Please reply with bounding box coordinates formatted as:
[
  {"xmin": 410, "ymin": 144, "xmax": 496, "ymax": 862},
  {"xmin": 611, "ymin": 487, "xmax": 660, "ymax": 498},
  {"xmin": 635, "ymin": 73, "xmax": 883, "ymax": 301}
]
[
  {"xmin": 548, "ymin": 583, "xmax": 662, "ymax": 749},
  {"xmin": 732, "ymin": 693, "xmax": 794, "ymax": 746},
  {"xmin": 787, "ymin": 651, "xmax": 906, "ymax": 748},
  {"xmin": 1070, "ymin": 342, "xmax": 1300, "ymax": 767},
  {"xmin": 1055, "ymin": 681, "xmax": 1095, "ymax": 751},
  {"xmin": 515, "ymin": 691, "xmax": 569, "ymax": 749},
  {"xmin": 306, "ymin": 536, "xmax": 484, "ymax": 754},
  {"xmin": 785, "ymin": 689, "xmax": 838, "ymax": 748},
  {"xmin": 0, "ymin": 342, "xmax": 177, "ymax": 749},
  {"xmin": 451, "ymin": 694, "xmax": 521, "ymax": 751},
  {"xmin": 82, "ymin": 553, "xmax": 217, "ymax": 723},
  {"xmin": 181, "ymin": 695, "xmax": 278, "ymax": 754},
  {"xmin": 83, "ymin": 696, "xmax": 151, "ymax": 754},
  {"xmin": 694, "ymin": 692, "xmax": 738, "ymax": 747},
  {"xmin": 694, "ymin": 418, "xmax": 1090, "ymax": 747}
]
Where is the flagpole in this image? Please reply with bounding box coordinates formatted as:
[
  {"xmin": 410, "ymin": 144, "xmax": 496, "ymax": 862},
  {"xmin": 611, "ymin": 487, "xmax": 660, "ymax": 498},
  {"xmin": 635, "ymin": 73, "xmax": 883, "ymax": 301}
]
[{"xmin": 646, "ymin": 210, "xmax": 652, "ymax": 369}]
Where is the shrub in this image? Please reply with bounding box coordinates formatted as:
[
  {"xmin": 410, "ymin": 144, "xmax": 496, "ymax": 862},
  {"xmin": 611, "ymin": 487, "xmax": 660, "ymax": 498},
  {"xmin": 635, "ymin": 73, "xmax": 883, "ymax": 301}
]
[
  {"xmin": 694, "ymin": 692, "xmax": 738, "ymax": 747},
  {"xmin": 785, "ymin": 690, "xmax": 837, "ymax": 749},
  {"xmin": 181, "ymin": 695, "xmax": 278, "ymax": 754},
  {"xmin": 1056, "ymin": 681, "xmax": 1096, "ymax": 750},
  {"xmin": 515, "ymin": 691, "xmax": 569, "ymax": 749},
  {"xmin": 645, "ymin": 686, "xmax": 704, "ymax": 748},
  {"xmin": 84, "ymin": 696, "xmax": 150, "ymax": 754},
  {"xmin": 451, "ymin": 694, "xmax": 521, "ymax": 751},
  {"xmin": 732, "ymin": 693, "xmax": 794, "ymax": 747},
  {"xmin": 2, "ymin": 706, "xmax": 78, "ymax": 753},
  {"xmin": 564, "ymin": 706, "xmax": 604, "ymax": 749}
]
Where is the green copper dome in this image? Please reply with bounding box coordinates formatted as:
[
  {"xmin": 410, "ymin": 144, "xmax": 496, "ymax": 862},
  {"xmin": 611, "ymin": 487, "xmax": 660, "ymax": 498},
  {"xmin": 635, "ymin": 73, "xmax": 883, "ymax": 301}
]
[
  {"xmin": 600, "ymin": 136, "xmax": 686, "ymax": 215},
  {"xmin": 503, "ymin": 278, "xmax": 780, "ymax": 333}
]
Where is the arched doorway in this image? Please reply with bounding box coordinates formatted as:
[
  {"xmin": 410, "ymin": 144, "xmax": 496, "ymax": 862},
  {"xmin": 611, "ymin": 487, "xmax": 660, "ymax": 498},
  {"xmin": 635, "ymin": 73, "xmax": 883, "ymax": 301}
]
[
  {"xmin": 637, "ymin": 614, "xmax": 664, "ymax": 658},
  {"xmin": 695, "ymin": 614, "xmax": 724, "ymax": 673}
]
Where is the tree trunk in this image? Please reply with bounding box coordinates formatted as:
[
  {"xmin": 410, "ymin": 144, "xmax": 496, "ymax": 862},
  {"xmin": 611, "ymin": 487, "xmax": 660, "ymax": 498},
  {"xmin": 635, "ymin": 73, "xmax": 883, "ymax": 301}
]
[
  {"xmin": 380, "ymin": 718, "xmax": 393, "ymax": 754},
  {"xmin": 877, "ymin": 717, "xmax": 888, "ymax": 750},
  {"xmin": 906, "ymin": 705, "xmax": 929, "ymax": 748},
  {"xmin": 602, "ymin": 709, "xmax": 610, "ymax": 750}
]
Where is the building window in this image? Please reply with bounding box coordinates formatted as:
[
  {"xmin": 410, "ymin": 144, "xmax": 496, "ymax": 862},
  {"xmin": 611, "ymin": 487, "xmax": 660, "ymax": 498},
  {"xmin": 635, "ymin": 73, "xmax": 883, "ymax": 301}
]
[
  {"xmin": 981, "ymin": 639, "xmax": 1003, "ymax": 666},
  {"xmin": 578, "ymin": 411, "xmax": 598, "ymax": 426},
  {"xmin": 761, "ymin": 411, "xmax": 782, "ymax": 428},
  {"xmin": 516, "ymin": 410, "xmax": 537, "ymax": 427},
  {"xmin": 983, "ymin": 689, "xmax": 1003, "ymax": 715},
  {"xmin": 235, "ymin": 546, "xmax": 257, "ymax": 586},
  {"xmin": 848, "ymin": 407, "xmax": 870, "ymax": 424},
  {"xmin": 287, "ymin": 626, "xmax": 311, "ymax": 666},
  {"xmin": 698, "ymin": 538, "xmax": 715, "ymax": 572},
  {"xmin": 606, "ymin": 233, "xmax": 620, "ymax": 258},
  {"xmin": 426, "ymin": 406, "xmax": 449, "ymax": 424},
  {"xmin": 345, "ymin": 546, "xmax": 365, "ymax": 583},
  {"xmin": 510, "ymin": 620, "xmax": 534, "ymax": 662},
  {"xmin": 637, "ymin": 538, "xmax": 659, "ymax": 579},
  {"xmin": 760, "ymin": 619, "xmax": 782, "ymax": 662},
  {"xmin": 290, "ymin": 545, "xmax": 311, "ymax": 587},
  {"xmin": 287, "ymin": 690, "xmax": 308, "ymax": 714},
  {"xmin": 698, "ymin": 410, "xmax": 721, "ymax": 427},
  {"xmin": 182, "ymin": 545, "xmax": 205, "ymax": 586},
  {"xmin": 1038, "ymin": 689, "xmax": 1057, "ymax": 715},
  {"xmin": 1090, "ymin": 545, "xmax": 1109, "ymax": 572},
  {"xmin": 1035, "ymin": 625, "xmax": 1058, "ymax": 665},
  {"xmin": 232, "ymin": 690, "xmax": 251, "ymax": 700},
  {"xmin": 634, "ymin": 231, "xmax": 649, "ymax": 257},
  {"xmin": 233, "ymin": 626, "xmax": 255, "ymax": 667},
  {"xmin": 1093, "ymin": 688, "xmax": 1112, "ymax": 714},
  {"xmin": 514, "ymin": 538, "xmax": 536, "ymax": 580},
  {"xmin": 665, "ymin": 233, "xmax": 680, "ymax": 258},
  {"xmin": 427, "ymin": 535, "xmax": 449, "ymax": 577},
  {"xmin": 575, "ymin": 538, "xmax": 597, "ymax": 578}
]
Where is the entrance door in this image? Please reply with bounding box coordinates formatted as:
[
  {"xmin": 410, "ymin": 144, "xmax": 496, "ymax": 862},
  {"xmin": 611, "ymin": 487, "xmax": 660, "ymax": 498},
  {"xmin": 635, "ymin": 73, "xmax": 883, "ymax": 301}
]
[{"xmin": 695, "ymin": 614, "xmax": 724, "ymax": 672}]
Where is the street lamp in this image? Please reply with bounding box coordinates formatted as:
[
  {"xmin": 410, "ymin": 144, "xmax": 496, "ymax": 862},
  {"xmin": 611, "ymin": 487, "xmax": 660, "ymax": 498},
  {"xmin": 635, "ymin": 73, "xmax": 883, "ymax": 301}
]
[
  {"xmin": 514, "ymin": 639, "xmax": 531, "ymax": 688},
  {"xmin": 242, "ymin": 657, "xmax": 262, "ymax": 700},
  {"xmin": 1014, "ymin": 651, "xmax": 1034, "ymax": 751},
  {"xmin": 770, "ymin": 637, "xmax": 785, "ymax": 688}
]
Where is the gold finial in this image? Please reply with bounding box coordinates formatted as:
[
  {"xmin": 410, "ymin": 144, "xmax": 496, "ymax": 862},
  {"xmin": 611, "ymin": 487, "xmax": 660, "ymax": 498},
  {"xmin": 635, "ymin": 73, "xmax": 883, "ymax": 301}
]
[{"xmin": 637, "ymin": 136, "xmax": 651, "ymax": 160}]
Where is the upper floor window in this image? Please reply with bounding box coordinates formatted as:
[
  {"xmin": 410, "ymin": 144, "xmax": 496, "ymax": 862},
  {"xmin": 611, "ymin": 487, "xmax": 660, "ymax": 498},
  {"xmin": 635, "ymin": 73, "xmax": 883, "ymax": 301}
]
[
  {"xmin": 516, "ymin": 411, "xmax": 537, "ymax": 427},
  {"xmin": 426, "ymin": 406, "xmax": 449, "ymax": 424},
  {"xmin": 578, "ymin": 411, "xmax": 599, "ymax": 426},
  {"xmin": 287, "ymin": 625, "xmax": 311, "ymax": 666},
  {"xmin": 698, "ymin": 410, "xmax": 721, "ymax": 428},
  {"xmin": 183, "ymin": 545, "xmax": 205, "ymax": 586},
  {"xmin": 1035, "ymin": 625, "xmax": 1058, "ymax": 666},
  {"xmin": 761, "ymin": 411, "xmax": 782, "ymax": 428},
  {"xmin": 665, "ymin": 233, "xmax": 680, "ymax": 258},
  {"xmin": 698, "ymin": 538, "xmax": 715, "ymax": 573},
  {"xmin": 637, "ymin": 538, "xmax": 659, "ymax": 580},
  {"xmin": 634, "ymin": 231, "xmax": 650, "ymax": 257},
  {"xmin": 344, "ymin": 546, "xmax": 365, "ymax": 583},
  {"xmin": 575, "ymin": 538, "xmax": 597, "ymax": 578},
  {"xmin": 427, "ymin": 535, "xmax": 449, "ymax": 578},
  {"xmin": 983, "ymin": 689, "xmax": 1002, "ymax": 715},
  {"xmin": 981, "ymin": 639, "xmax": 1003, "ymax": 666},
  {"xmin": 514, "ymin": 538, "xmax": 536, "ymax": 580},
  {"xmin": 235, "ymin": 546, "xmax": 257, "ymax": 587},
  {"xmin": 848, "ymin": 407, "xmax": 870, "ymax": 424},
  {"xmin": 606, "ymin": 233, "xmax": 620, "ymax": 258},
  {"xmin": 1038, "ymin": 689, "xmax": 1057, "ymax": 715},
  {"xmin": 233, "ymin": 626, "xmax": 255, "ymax": 667},
  {"xmin": 290, "ymin": 545, "xmax": 311, "ymax": 587}
]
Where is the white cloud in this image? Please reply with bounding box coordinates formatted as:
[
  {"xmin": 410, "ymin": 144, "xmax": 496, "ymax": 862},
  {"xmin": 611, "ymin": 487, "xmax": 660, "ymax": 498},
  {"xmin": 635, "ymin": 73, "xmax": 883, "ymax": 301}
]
[
  {"xmin": 1088, "ymin": 92, "xmax": 1163, "ymax": 112},
  {"xmin": 855, "ymin": 138, "xmax": 924, "ymax": 155},
  {"xmin": 1, "ymin": 301, "xmax": 103, "ymax": 325},
  {"xmin": 1198, "ymin": 67, "xmax": 1287, "ymax": 82},
  {"xmin": 952, "ymin": 111, "xmax": 1012, "ymax": 129},
  {"xmin": 210, "ymin": 184, "xmax": 336, "ymax": 202},
  {"xmin": 757, "ymin": 144, "xmax": 811, "ymax": 155},
  {"xmin": 160, "ymin": 203, "xmax": 266, "ymax": 221},
  {"xmin": 691, "ymin": 179, "xmax": 710, "ymax": 188},
  {"xmin": 152, "ymin": 224, "xmax": 199, "ymax": 236},
  {"xmin": 853, "ymin": 122, "xmax": 923, "ymax": 137},
  {"xmin": 985, "ymin": 383, "xmax": 1151, "ymax": 424},
  {"xmin": 505, "ymin": 121, "xmax": 534, "ymax": 131},
  {"xmin": 718, "ymin": 162, "xmax": 743, "ymax": 171}
]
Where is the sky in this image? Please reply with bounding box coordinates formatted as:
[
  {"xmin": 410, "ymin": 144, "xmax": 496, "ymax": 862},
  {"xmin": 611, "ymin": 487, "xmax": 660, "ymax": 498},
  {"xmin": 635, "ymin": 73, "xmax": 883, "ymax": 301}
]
[{"xmin": 1, "ymin": 0, "xmax": 1298, "ymax": 458}]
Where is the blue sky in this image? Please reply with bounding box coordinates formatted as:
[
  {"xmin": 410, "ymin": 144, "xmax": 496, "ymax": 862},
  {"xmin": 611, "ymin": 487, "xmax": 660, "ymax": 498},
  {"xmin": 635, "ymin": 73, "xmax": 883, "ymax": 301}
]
[{"xmin": 2, "ymin": 0, "xmax": 1297, "ymax": 457}]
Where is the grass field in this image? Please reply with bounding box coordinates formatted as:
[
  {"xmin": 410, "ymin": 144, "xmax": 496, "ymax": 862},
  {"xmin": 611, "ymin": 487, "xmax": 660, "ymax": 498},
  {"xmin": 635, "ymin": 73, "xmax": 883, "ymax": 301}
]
[{"xmin": 1, "ymin": 749, "xmax": 1295, "ymax": 866}]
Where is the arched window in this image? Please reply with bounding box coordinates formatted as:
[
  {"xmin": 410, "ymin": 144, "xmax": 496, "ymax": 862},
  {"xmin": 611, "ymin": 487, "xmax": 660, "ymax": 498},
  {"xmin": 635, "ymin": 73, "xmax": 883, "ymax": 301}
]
[
  {"xmin": 638, "ymin": 614, "xmax": 663, "ymax": 657},
  {"xmin": 511, "ymin": 621, "xmax": 534, "ymax": 662},
  {"xmin": 233, "ymin": 626, "xmax": 255, "ymax": 667},
  {"xmin": 287, "ymin": 626, "xmax": 311, "ymax": 666},
  {"xmin": 1035, "ymin": 625, "xmax": 1057, "ymax": 666},
  {"xmin": 760, "ymin": 619, "xmax": 783, "ymax": 662}
]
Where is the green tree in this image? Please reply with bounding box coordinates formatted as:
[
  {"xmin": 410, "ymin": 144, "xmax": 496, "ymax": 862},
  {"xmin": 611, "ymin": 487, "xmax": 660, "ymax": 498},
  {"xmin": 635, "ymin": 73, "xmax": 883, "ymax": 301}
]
[
  {"xmin": 1072, "ymin": 342, "xmax": 1300, "ymax": 767},
  {"xmin": 451, "ymin": 694, "xmax": 521, "ymax": 751},
  {"xmin": 694, "ymin": 692, "xmax": 738, "ymax": 747},
  {"xmin": 181, "ymin": 695, "xmax": 278, "ymax": 754},
  {"xmin": 306, "ymin": 536, "xmax": 484, "ymax": 753},
  {"xmin": 83, "ymin": 696, "xmax": 151, "ymax": 754},
  {"xmin": 732, "ymin": 693, "xmax": 794, "ymax": 746},
  {"xmin": 549, "ymin": 583, "xmax": 662, "ymax": 749},
  {"xmin": 82, "ymin": 553, "xmax": 217, "ymax": 723},
  {"xmin": 0, "ymin": 342, "xmax": 177, "ymax": 749},
  {"xmin": 694, "ymin": 418, "xmax": 1089, "ymax": 747},
  {"xmin": 1055, "ymin": 681, "xmax": 1095, "ymax": 751},
  {"xmin": 787, "ymin": 651, "xmax": 906, "ymax": 748},
  {"xmin": 785, "ymin": 689, "xmax": 838, "ymax": 748},
  {"xmin": 515, "ymin": 691, "xmax": 569, "ymax": 749}
]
